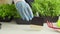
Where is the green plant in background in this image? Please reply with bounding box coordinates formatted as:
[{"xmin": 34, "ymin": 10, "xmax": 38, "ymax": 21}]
[
  {"xmin": 0, "ymin": 4, "xmax": 10, "ymax": 19},
  {"xmin": 46, "ymin": 0, "xmax": 60, "ymax": 17},
  {"xmin": 0, "ymin": 4, "xmax": 20, "ymax": 20},
  {"xmin": 31, "ymin": 0, "xmax": 49, "ymax": 17},
  {"xmin": 8, "ymin": 4, "xmax": 21, "ymax": 19},
  {"xmin": 0, "ymin": 0, "xmax": 60, "ymax": 20},
  {"xmin": 31, "ymin": 0, "xmax": 60, "ymax": 17}
]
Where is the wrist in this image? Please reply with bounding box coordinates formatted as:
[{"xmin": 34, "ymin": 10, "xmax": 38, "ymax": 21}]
[{"xmin": 14, "ymin": 0, "xmax": 25, "ymax": 4}]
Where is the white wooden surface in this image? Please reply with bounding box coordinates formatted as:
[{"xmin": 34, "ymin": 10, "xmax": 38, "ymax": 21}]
[{"xmin": 0, "ymin": 21, "xmax": 60, "ymax": 34}]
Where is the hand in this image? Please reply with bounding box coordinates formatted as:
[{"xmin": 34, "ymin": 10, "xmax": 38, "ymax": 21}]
[{"xmin": 15, "ymin": 1, "xmax": 34, "ymax": 21}]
